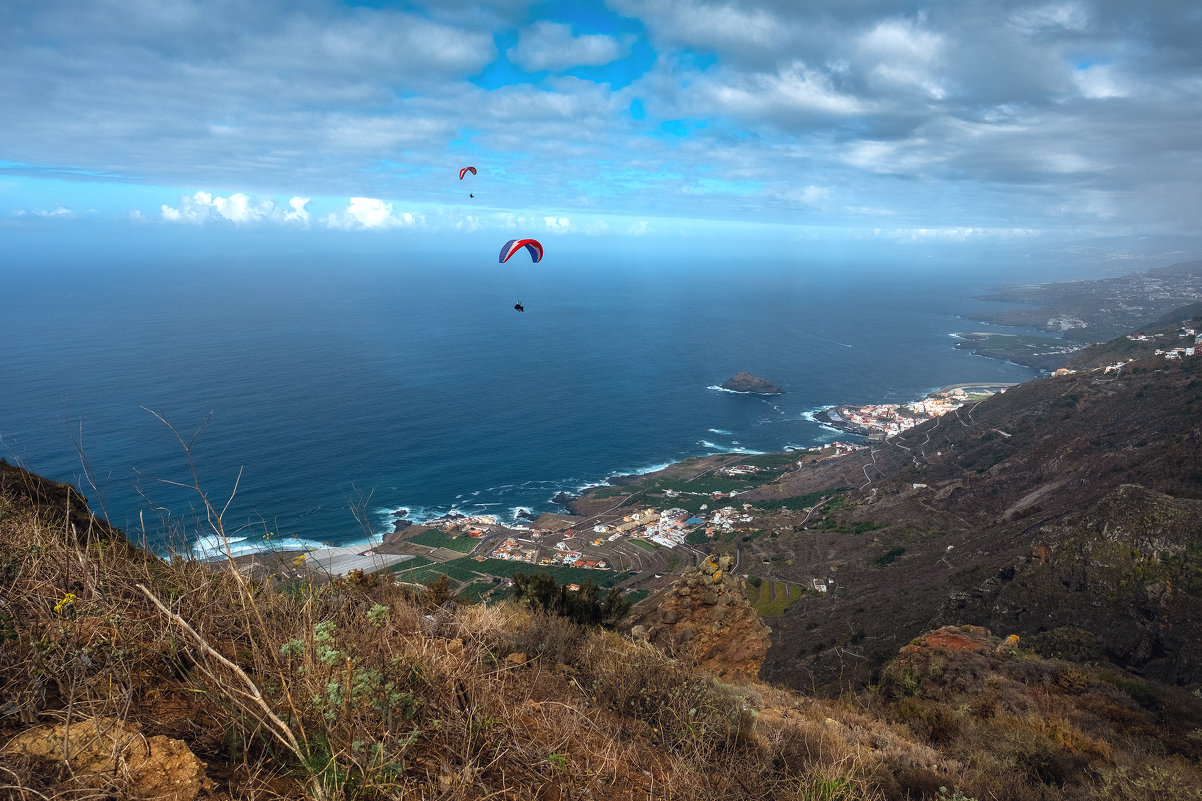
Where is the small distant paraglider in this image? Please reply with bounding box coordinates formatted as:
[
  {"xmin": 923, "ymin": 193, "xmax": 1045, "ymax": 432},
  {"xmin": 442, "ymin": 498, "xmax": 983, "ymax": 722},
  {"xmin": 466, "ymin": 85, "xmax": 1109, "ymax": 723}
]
[
  {"xmin": 459, "ymin": 166, "xmax": 477, "ymax": 199},
  {"xmin": 498, "ymin": 238, "xmax": 543, "ymax": 264}
]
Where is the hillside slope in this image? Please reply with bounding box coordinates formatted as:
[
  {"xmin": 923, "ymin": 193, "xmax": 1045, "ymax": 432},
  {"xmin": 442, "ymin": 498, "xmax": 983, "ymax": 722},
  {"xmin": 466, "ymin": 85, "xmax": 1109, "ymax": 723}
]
[
  {"xmin": 735, "ymin": 318, "xmax": 1202, "ymax": 694},
  {"xmin": 5, "ymin": 458, "xmax": 1202, "ymax": 800}
]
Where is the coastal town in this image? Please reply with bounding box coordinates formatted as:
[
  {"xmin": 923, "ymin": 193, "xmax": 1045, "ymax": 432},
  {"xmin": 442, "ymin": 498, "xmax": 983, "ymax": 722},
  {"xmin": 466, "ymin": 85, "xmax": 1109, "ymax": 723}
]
[
  {"xmin": 230, "ymin": 433, "xmax": 867, "ymax": 612},
  {"xmin": 816, "ymin": 382, "xmax": 1017, "ymax": 439},
  {"xmin": 826, "ymin": 325, "xmax": 1201, "ymax": 440},
  {"xmin": 241, "ymin": 438, "xmax": 879, "ymax": 607}
]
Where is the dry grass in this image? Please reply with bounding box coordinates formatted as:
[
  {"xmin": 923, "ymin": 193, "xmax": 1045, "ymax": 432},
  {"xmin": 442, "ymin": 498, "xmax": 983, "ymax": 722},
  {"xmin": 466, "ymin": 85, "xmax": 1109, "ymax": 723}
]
[{"xmin": 2, "ymin": 461, "xmax": 1201, "ymax": 800}]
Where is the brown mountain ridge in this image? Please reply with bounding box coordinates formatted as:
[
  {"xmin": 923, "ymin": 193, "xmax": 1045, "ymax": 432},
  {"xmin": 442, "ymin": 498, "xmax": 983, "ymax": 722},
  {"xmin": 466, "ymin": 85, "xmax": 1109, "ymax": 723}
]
[{"xmin": 719, "ymin": 307, "xmax": 1202, "ymax": 693}]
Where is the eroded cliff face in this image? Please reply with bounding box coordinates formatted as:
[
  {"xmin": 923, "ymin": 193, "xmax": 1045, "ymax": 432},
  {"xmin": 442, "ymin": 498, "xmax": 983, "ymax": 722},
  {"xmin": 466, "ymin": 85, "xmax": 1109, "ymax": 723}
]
[
  {"xmin": 938, "ymin": 484, "xmax": 1202, "ymax": 685},
  {"xmin": 630, "ymin": 555, "xmax": 772, "ymax": 681}
]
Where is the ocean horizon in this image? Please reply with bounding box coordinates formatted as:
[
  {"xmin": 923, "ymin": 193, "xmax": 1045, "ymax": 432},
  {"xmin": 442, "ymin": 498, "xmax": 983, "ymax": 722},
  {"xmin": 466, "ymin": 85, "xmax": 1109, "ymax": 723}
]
[{"xmin": 2, "ymin": 248, "xmax": 1060, "ymax": 558}]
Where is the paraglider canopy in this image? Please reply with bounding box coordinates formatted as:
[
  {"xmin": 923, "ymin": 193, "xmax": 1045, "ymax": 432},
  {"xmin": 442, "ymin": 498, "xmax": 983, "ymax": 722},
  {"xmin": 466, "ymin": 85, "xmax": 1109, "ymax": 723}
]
[
  {"xmin": 458, "ymin": 166, "xmax": 477, "ymax": 180},
  {"xmin": 499, "ymin": 239, "xmax": 543, "ymax": 264}
]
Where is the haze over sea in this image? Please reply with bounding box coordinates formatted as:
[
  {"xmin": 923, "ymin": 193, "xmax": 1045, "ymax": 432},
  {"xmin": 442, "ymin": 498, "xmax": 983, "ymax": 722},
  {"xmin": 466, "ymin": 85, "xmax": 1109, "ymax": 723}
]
[{"xmin": 3, "ymin": 241, "xmax": 1076, "ymax": 557}]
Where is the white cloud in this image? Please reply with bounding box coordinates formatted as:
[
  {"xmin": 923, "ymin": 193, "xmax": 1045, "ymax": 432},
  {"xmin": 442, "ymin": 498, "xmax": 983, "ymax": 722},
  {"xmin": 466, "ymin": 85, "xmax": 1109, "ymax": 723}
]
[
  {"xmin": 211, "ymin": 193, "xmax": 256, "ymax": 223},
  {"xmin": 508, "ymin": 22, "xmax": 632, "ymax": 72},
  {"xmin": 790, "ymin": 186, "xmax": 831, "ymax": 207},
  {"xmin": 495, "ymin": 212, "xmax": 539, "ymax": 230},
  {"xmin": 608, "ymin": 0, "xmax": 788, "ymax": 59},
  {"xmin": 324, "ymin": 197, "xmax": 423, "ymax": 230},
  {"xmin": 347, "ymin": 197, "xmax": 393, "ymax": 229},
  {"xmin": 285, "ymin": 197, "xmax": 311, "ymax": 227},
  {"xmin": 705, "ymin": 61, "xmax": 867, "ymax": 120},
  {"xmin": 872, "ymin": 226, "xmax": 1042, "ymax": 241},
  {"xmin": 543, "ymin": 216, "xmax": 571, "ymax": 231},
  {"xmin": 1035, "ymin": 150, "xmax": 1096, "ymax": 175},
  {"xmin": 858, "ymin": 19, "xmax": 946, "ymax": 99},
  {"xmin": 17, "ymin": 205, "xmax": 75, "ymax": 218},
  {"xmin": 841, "ymin": 140, "xmax": 934, "ymax": 174},
  {"xmin": 1009, "ymin": 2, "xmax": 1091, "ymax": 33},
  {"xmin": 1073, "ymin": 63, "xmax": 1129, "ymax": 99},
  {"xmin": 160, "ymin": 191, "xmax": 309, "ymax": 226},
  {"xmin": 859, "ymin": 19, "xmax": 943, "ymax": 66}
]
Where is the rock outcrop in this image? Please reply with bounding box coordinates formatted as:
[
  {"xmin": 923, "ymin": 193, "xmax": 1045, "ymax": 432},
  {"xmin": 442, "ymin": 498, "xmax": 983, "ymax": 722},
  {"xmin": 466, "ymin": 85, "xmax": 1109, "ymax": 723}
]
[
  {"xmin": 720, "ymin": 371, "xmax": 781, "ymax": 394},
  {"xmin": 3, "ymin": 717, "xmax": 213, "ymax": 801},
  {"xmin": 630, "ymin": 555, "xmax": 771, "ymax": 680}
]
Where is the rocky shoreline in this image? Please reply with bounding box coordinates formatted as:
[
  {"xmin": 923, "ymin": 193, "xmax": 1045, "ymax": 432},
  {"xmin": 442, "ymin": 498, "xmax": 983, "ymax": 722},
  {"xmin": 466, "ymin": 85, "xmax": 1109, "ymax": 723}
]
[{"xmin": 811, "ymin": 407, "xmax": 875, "ymax": 437}]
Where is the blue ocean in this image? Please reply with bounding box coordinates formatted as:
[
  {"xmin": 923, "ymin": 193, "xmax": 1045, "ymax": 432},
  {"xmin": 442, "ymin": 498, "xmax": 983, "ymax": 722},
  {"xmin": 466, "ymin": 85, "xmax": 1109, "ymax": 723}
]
[{"xmin": 2, "ymin": 243, "xmax": 1052, "ymax": 557}]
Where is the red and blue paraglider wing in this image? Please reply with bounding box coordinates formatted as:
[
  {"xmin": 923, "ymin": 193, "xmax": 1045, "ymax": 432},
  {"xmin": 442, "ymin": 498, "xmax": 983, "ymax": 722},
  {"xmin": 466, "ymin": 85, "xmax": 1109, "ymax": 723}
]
[
  {"xmin": 499, "ymin": 239, "xmax": 543, "ymax": 264},
  {"xmin": 458, "ymin": 166, "xmax": 477, "ymax": 180}
]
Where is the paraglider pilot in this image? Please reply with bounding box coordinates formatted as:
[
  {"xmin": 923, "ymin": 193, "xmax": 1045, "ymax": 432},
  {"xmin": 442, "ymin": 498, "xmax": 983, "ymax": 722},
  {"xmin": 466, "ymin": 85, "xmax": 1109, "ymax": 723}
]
[{"xmin": 514, "ymin": 303, "xmax": 524, "ymax": 312}]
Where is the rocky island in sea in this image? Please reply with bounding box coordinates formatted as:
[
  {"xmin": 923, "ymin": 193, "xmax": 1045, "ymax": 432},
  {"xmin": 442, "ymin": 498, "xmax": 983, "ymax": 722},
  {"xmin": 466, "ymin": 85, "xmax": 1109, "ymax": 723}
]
[{"xmin": 720, "ymin": 370, "xmax": 782, "ymax": 394}]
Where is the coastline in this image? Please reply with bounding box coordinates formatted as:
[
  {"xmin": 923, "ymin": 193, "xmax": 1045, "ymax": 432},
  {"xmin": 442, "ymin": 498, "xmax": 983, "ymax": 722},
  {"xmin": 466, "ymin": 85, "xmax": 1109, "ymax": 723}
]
[
  {"xmin": 808, "ymin": 382, "xmax": 1019, "ymax": 441},
  {"xmin": 810, "ymin": 407, "xmax": 874, "ymax": 438},
  {"xmin": 564, "ymin": 382, "xmax": 1017, "ymax": 512},
  {"xmin": 206, "ymin": 376, "xmax": 1023, "ymax": 570},
  {"xmin": 210, "ymin": 262, "xmax": 1202, "ymax": 572},
  {"xmin": 227, "ymin": 375, "xmax": 1025, "ymax": 579}
]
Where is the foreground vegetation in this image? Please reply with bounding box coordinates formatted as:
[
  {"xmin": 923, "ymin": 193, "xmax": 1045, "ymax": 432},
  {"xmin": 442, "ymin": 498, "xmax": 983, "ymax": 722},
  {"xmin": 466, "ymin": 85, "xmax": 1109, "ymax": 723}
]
[{"xmin": 2, "ymin": 461, "xmax": 1201, "ymax": 800}]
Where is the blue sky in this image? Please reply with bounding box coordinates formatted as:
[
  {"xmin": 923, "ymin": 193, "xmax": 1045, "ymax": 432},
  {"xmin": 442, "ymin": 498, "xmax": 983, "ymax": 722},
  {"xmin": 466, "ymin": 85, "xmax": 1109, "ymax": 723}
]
[{"xmin": 3, "ymin": 0, "xmax": 1202, "ymax": 262}]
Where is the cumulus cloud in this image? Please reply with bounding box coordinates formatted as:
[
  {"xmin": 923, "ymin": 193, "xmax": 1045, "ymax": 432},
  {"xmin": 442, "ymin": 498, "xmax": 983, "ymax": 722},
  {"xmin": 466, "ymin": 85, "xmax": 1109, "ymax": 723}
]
[
  {"xmin": 495, "ymin": 212, "xmax": 539, "ymax": 230},
  {"xmin": 543, "ymin": 216, "xmax": 571, "ymax": 231},
  {"xmin": 160, "ymin": 191, "xmax": 311, "ymax": 226},
  {"xmin": 284, "ymin": 197, "xmax": 311, "ymax": 226},
  {"xmin": 324, "ymin": 198, "xmax": 423, "ymax": 230},
  {"xmin": 508, "ymin": 22, "xmax": 633, "ymax": 72}
]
